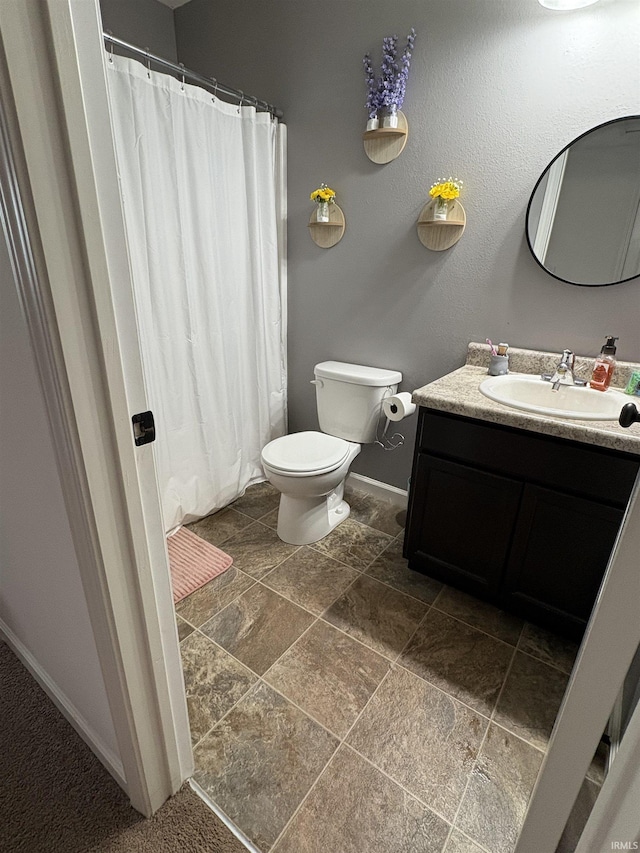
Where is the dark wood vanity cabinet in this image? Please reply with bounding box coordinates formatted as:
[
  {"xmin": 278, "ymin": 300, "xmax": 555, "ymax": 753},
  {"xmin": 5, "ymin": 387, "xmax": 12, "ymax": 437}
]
[
  {"xmin": 405, "ymin": 408, "xmax": 639, "ymax": 640},
  {"xmin": 410, "ymin": 453, "xmax": 522, "ymax": 598}
]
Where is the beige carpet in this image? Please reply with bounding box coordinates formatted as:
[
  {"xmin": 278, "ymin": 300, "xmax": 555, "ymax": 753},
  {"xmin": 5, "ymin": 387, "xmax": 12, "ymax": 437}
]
[{"xmin": 0, "ymin": 640, "xmax": 246, "ymax": 852}]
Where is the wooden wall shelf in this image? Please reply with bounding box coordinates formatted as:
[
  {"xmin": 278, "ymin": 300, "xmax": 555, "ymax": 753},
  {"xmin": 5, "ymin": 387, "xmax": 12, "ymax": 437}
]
[
  {"xmin": 363, "ymin": 111, "xmax": 408, "ymax": 164},
  {"xmin": 417, "ymin": 199, "xmax": 466, "ymax": 251},
  {"xmin": 308, "ymin": 203, "xmax": 345, "ymax": 248},
  {"xmin": 362, "ymin": 127, "xmax": 406, "ymax": 139}
]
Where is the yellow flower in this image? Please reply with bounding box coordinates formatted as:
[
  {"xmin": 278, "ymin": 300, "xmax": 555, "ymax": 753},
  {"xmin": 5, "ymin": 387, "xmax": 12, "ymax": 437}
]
[
  {"xmin": 310, "ymin": 184, "xmax": 336, "ymax": 204},
  {"xmin": 429, "ymin": 178, "xmax": 462, "ymax": 200}
]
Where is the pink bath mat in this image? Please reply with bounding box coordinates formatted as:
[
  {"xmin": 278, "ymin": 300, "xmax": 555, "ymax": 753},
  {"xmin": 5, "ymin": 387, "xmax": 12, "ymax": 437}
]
[{"xmin": 167, "ymin": 527, "xmax": 233, "ymax": 603}]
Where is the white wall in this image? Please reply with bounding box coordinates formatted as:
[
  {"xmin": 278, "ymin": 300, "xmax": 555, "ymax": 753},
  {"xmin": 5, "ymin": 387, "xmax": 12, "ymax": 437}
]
[
  {"xmin": 175, "ymin": 0, "xmax": 640, "ymax": 489},
  {"xmin": 0, "ymin": 232, "xmax": 121, "ymax": 769}
]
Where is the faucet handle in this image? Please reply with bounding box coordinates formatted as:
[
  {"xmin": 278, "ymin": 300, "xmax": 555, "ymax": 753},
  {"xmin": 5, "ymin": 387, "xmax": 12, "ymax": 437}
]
[
  {"xmin": 561, "ymin": 349, "xmax": 574, "ymax": 365},
  {"xmin": 620, "ymin": 403, "xmax": 640, "ymax": 428}
]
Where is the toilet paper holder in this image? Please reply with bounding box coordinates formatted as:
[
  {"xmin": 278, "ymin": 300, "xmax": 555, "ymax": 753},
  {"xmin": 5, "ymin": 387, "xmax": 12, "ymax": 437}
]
[{"xmin": 375, "ymin": 392, "xmax": 417, "ymax": 451}]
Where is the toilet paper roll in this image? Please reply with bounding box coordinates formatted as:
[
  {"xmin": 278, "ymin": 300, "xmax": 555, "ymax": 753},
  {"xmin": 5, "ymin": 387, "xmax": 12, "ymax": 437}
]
[{"xmin": 382, "ymin": 392, "xmax": 416, "ymax": 422}]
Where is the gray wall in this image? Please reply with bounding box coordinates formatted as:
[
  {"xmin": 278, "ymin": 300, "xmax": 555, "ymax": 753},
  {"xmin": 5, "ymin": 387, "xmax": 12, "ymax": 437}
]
[
  {"xmin": 100, "ymin": 0, "xmax": 177, "ymax": 61},
  {"xmin": 0, "ymin": 232, "xmax": 120, "ymax": 764},
  {"xmin": 172, "ymin": 0, "xmax": 640, "ymax": 489}
]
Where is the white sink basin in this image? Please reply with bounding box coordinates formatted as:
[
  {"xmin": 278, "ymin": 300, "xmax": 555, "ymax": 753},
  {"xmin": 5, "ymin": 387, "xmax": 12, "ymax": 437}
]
[{"xmin": 479, "ymin": 374, "xmax": 628, "ymax": 421}]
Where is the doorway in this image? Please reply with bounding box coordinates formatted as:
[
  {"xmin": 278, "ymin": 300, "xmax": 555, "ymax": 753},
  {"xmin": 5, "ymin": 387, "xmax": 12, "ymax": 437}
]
[{"xmin": 3, "ymin": 2, "xmax": 640, "ymax": 851}]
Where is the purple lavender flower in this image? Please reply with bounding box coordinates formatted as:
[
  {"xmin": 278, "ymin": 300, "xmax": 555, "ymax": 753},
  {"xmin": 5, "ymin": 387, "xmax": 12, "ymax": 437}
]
[
  {"xmin": 379, "ymin": 35, "xmax": 399, "ymax": 108},
  {"xmin": 363, "ymin": 29, "xmax": 416, "ymax": 116},
  {"xmin": 363, "ymin": 53, "xmax": 379, "ymax": 119},
  {"xmin": 394, "ymin": 28, "xmax": 416, "ymax": 110}
]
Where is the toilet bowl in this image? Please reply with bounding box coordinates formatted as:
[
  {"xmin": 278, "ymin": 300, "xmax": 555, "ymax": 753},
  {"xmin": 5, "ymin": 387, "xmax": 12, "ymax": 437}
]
[
  {"xmin": 262, "ymin": 431, "xmax": 361, "ymax": 545},
  {"xmin": 261, "ymin": 361, "xmax": 402, "ymax": 545}
]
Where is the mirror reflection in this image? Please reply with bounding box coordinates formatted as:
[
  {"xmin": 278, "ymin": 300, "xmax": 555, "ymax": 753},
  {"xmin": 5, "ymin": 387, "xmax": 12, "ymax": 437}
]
[{"xmin": 526, "ymin": 116, "xmax": 640, "ymax": 287}]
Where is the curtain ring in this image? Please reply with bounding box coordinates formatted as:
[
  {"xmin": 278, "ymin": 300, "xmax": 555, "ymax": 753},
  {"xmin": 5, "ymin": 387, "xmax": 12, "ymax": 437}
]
[
  {"xmin": 179, "ymin": 62, "xmax": 185, "ymax": 91},
  {"xmin": 145, "ymin": 48, "xmax": 151, "ymax": 78},
  {"xmin": 211, "ymin": 78, "xmax": 217, "ymax": 102},
  {"xmin": 237, "ymin": 91, "xmax": 243, "ymax": 113},
  {"xmin": 107, "ymin": 31, "xmax": 114, "ymax": 63}
]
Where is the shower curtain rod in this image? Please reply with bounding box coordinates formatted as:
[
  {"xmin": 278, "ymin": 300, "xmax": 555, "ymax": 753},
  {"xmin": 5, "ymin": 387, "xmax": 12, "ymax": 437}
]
[{"xmin": 103, "ymin": 33, "xmax": 283, "ymax": 120}]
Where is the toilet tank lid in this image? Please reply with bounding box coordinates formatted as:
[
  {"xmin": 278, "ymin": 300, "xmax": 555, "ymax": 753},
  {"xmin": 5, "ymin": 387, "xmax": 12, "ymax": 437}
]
[{"xmin": 314, "ymin": 361, "xmax": 402, "ymax": 387}]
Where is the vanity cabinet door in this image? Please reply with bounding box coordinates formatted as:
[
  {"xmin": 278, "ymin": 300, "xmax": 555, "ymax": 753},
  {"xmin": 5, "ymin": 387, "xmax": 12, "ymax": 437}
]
[
  {"xmin": 502, "ymin": 484, "xmax": 624, "ymax": 639},
  {"xmin": 406, "ymin": 453, "xmax": 522, "ymax": 598}
]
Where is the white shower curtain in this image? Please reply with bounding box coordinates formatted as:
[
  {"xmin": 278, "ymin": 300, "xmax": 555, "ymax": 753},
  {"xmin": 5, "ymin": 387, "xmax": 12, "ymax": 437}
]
[{"xmin": 106, "ymin": 55, "xmax": 287, "ymax": 531}]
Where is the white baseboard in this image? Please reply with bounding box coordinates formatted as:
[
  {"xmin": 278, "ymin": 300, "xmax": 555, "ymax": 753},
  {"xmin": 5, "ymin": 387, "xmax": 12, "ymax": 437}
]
[
  {"xmin": 347, "ymin": 472, "xmax": 408, "ymax": 509},
  {"xmin": 0, "ymin": 619, "xmax": 126, "ymax": 788}
]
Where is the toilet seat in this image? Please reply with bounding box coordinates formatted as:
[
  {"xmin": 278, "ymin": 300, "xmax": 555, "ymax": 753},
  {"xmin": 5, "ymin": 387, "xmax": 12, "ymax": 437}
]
[{"xmin": 262, "ymin": 431, "xmax": 351, "ymax": 476}]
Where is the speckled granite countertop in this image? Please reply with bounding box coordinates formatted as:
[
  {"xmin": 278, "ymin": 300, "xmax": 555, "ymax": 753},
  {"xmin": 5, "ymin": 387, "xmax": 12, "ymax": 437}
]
[{"xmin": 412, "ymin": 343, "xmax": 640, "ymax": 456}]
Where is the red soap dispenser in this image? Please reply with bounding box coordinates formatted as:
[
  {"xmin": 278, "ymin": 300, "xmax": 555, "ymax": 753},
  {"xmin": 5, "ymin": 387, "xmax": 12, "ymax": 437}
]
[{"xmin": 590, "ymin": 336, "xmax": 618, "ymax": 392}]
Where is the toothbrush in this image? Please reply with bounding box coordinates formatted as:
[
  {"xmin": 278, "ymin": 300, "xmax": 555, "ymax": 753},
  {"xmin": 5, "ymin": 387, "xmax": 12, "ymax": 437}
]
[
  {"xmin": 486, "ymin": 338, "xmax": 498, "ymax": 356},
  {"xmin": 497, "ymin": 342, "xmax": 509, "ymax": 356}
]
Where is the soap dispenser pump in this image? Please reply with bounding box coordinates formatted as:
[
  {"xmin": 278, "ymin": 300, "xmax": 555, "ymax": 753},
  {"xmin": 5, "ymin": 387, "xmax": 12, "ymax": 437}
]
[{"xmin": 590, "ymin": 336, "xmax": 618, "ymax": 392}]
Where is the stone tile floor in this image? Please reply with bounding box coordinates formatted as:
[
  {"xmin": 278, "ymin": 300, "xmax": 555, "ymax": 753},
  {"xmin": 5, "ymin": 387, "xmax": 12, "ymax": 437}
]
[{"xmin": 176, "ymin": 482, "xmax": 604, "ymax": 853}]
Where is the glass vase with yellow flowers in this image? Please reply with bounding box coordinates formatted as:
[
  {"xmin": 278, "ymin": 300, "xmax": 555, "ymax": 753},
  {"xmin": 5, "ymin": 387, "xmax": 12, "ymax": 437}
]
[
  {"xmin": 429, "ymin": 177, "xmax": 463, "ymax": 221},
  {"xmin": 310, "ymin": 183, "xmax": 336, "ymax": 222}
]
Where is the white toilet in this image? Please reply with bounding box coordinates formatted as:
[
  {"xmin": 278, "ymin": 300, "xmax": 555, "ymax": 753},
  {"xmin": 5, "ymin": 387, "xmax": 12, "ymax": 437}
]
[{"xmin": 261, "ymin": 361, "xmax": 402, "ymax": 545}]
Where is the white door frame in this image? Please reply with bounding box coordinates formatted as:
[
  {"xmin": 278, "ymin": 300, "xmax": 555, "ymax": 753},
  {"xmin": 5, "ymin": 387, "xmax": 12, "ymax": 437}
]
[
  {"xmin": 0, "ymin": 0, "xmax": 192, "ymax": 817},
  {"xmin": 516, "ymin": 476, "xmax": 640, "ymax": 852},
  {"xmin": 577, "ymin": 688, "xmax": 640, "ymax": 851},
  {"xmin": 532, "ymin": 149, "xmax": 568, "ymax": 266}
]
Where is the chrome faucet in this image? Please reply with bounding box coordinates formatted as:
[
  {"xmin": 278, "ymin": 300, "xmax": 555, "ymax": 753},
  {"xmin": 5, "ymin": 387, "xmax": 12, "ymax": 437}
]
[
  {"xmin": 551, "ymin": 349, "xmax": 575, "ymax": 391},
  {"xmin": 542, "ymin": 350, "xmax": 587, "ymax": 392}
]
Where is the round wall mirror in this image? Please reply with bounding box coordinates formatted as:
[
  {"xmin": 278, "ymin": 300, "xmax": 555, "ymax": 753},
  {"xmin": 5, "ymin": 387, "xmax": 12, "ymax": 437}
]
[{"xmin": 526, "ymin": 116, "xmax": 640, "ymax": 286}]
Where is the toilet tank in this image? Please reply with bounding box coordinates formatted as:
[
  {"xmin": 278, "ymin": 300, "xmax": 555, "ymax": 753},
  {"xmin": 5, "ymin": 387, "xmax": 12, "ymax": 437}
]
[{"xmin": 313, "ymin": 361, "xmax": 402, "ymax": 443}]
